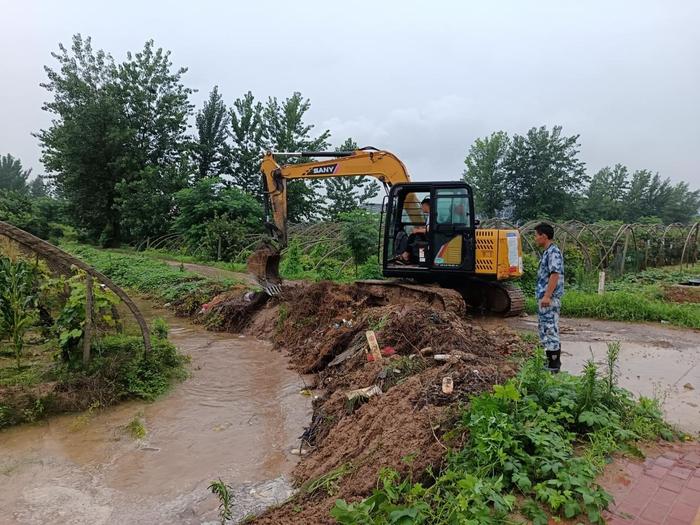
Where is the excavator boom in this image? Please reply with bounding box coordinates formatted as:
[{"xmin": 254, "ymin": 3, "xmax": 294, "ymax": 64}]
[{"xmin": 260, "ymin": 149, "xmax": 411, "ymax": 246}]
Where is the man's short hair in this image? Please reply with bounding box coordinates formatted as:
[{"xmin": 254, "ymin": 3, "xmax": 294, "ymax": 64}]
[
  {"xmin": 535, "ymin": 222, "xmax": 555, "ymax": 240},
  {"xmin": 421, "ymin": 197, "xmax": 431, "ymax": 206}
]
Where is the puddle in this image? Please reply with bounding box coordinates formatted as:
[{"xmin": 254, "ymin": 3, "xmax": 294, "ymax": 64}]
[{"xmin": 0, "ymin": 300, "xmax": 311, "ymax": 524}]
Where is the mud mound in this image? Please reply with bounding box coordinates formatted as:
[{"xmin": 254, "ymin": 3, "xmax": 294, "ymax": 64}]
[{"xmin": 217, "ymin": 281, "xmax": 530, "ymax": 524}]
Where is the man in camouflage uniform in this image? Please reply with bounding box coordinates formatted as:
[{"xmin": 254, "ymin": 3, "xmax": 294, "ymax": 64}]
[{"xmin": 534, "ymin": 223, "xmax": 564, "ymax": 372}]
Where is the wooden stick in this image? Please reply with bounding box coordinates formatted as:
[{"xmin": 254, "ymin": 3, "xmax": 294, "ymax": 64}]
[{"xmin": 365, "ymin": 330, "xmax": 382, "ymax": 362}]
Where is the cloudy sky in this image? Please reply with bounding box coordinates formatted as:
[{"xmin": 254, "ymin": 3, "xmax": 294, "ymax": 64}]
[{"xmin": 1, "ymin": 0, "xmax": 699, "ymax": 188}]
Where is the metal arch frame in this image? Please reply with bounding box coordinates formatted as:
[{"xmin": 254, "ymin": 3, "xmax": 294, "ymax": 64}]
[{"xmin": 0, "ymin": 221, "xmax": 152, "ymax": 352}]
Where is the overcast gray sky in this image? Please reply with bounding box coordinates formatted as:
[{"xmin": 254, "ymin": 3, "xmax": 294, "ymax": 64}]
[{"xmin": 1, "ymin": 0, "xmax": 699, "ymax": 188}]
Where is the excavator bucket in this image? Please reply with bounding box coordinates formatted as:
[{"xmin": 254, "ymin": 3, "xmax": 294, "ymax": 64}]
[{"xmin": 247, "ymin": 242, "xmax": 283, "ymax": 296}]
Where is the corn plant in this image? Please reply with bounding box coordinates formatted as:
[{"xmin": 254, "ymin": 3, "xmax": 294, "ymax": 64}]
[{"xmin": 0, "ymin": 258, "xmax": 37, "ymax": 369}]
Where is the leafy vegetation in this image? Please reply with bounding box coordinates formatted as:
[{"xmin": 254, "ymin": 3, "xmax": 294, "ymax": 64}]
[
  {"xmin": 331, "ymin": 345, "xmax": 674, "ymax": 524},
  {"xmin": 0, "ymin": 250, "xmax": 187, "ymax": 429},
  {"xmin": 209, "ymin": 479, "xmax": 234, "ymax": 524},
  {"xmin": 126, "ymin": 415, "xmax": 147, "ymax": 439}
]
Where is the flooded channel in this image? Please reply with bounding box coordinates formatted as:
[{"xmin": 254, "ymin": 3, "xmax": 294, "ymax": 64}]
[{"xmin": 0, "ymin": 300, "xmax": 312, "ymax": 524}]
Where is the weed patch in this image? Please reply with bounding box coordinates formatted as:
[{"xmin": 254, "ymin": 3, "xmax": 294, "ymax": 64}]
[
  {"xmin": 126, "ymin": 415, "xmax": 146, "ymax": 439},
  {"xmin": 331, "ymin": 344, "xmax": 675, "ymax": 524}
]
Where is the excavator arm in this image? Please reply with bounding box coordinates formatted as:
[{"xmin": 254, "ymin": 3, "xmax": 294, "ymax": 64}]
[
  {"xmin": 260, "ymin": 149, "xmax": 411, "ymax": 246},
  {"xmin": 249, "ymin": 149, "xmax": 411, "ymax": 292}
]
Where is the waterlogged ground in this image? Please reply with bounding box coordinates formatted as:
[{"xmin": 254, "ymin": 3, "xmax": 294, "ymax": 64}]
[
  {"xmin": 480, "ymin": 315, "xmax": 700, "ymax": 435},
  {"xmin": 0, "ymin": 300, "xmax": 311, "ymax": 524}
]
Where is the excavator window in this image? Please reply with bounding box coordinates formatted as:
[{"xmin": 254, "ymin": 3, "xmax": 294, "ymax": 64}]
[
  {"xmin": 435, "ymin": 188, "xmax": 471, "ymax": 226},
  {"xmin": 386, "ymin": 190, "xmax": 430, "ymax": 264}
]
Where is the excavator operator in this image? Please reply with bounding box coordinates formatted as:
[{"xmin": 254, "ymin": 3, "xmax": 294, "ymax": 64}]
[{"xmin": 395, "ymin": 197, "xmax": 431, "ymax": 264}]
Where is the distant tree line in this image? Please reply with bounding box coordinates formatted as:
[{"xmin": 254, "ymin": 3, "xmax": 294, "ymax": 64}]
[
  {"xmin": 30, "ymin": 34, "xmax": 378, "ymax": 247},
  {"xmin": 463, "ymin": 127, "xmax": 700, "ymax": 224},
  {"xmin": 1, "ymin": 34, "xmax": 697, "ymax": 256}
]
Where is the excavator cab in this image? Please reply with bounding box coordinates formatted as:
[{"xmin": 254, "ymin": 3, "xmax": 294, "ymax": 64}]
[{"xmin": 383, "ymin": 182, "xmax": 476, "ymax": 281}]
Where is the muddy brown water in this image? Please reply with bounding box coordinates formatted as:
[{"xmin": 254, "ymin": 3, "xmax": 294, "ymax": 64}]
[
  {"xmin": 478, "ymin": 315, "xmax": 700, "ymax": 435},
  {"xmin": 0, "ymin": 300, "xmax": 311, "ymax": 524}
]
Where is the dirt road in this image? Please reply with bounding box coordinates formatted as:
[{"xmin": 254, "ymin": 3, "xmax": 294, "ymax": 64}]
[
  {"xmin": 479, "ymin": 315, "xmax": 700, "ymax": 435},
  {"xmin": 163, "ymin": 260, "xmax": 256, "ymax": 286}
]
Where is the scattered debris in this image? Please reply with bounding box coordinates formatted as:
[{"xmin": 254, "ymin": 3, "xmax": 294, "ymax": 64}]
[
  {"xmin": 441, "ymin": 377, "xmax": 454, "ymax": 394},
  {"xmin": 345, "ymin": 385, "xmax": 382, "ymax": 401}
]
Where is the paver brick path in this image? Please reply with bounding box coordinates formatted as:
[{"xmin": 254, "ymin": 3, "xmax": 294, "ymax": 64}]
[{"xmin": 600, "ymin": 441, "xmax": 700, "ymax": 524}]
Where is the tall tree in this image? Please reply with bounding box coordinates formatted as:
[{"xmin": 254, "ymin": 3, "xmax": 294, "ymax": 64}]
[
  {"xmin": 36, "ymin": 34, "xmax": 125, "ymax": 245},
  {"xmin": 623, "ymin": 170, "xmax": 699, "ymax": 223},
  {"xmin": 28, "ymin": 176, "xmax": 48, "ymax": 198},
  {"xmin": 583, "ymin": 164, "xmax": 629, "ymax": 221},
  {"xmin": 463, "ymin": 131, "xmax": 510, "ymax": 218},
  {"xmin": 113, "ymin": 40, "xmax": 193, "ymax": 242},
  {"xmin": 0, "ymin": 154, "xmax": 31, "ymax": 192},
  {"xmin": 324, "ymin": 138, "xmax": 380, "ymax": 220},
  {"xmin": 263, "ymin": 92, "xmax": 330, "ymax": 221},
  {"xmin": 229, "ymin": 91, "xmax": 266, "ymax": 200},
  {"xmin": 504, "ymin": 125, "xmax": 588, "ymax": 221},
  {"xmin": 193, "ymin": 86, "xmax": 230, "ymax": 180}
]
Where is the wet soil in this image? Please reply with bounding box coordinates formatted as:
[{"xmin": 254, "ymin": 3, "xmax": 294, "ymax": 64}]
[
  {"xmin": 478, "ymin": 315, "xmax": 700, "ymax": 435},
  {"xmin": 0, "ymin": 300, "xmax": 311, "ymax": 524},
  {"xmin": 211, "ymin": 282, "xmax": 528, "ymax": 524}
]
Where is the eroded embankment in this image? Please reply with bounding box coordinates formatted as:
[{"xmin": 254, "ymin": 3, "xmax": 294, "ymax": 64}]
[{"xmin": 207, "ymin": 282, "xmax": 531, "ymax": 524}]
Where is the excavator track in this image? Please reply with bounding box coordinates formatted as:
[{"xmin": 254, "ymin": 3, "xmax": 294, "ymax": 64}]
[
  {"xmin": 355, "ymin": 280, "xmax": 467, "ymax": 316},
  {"xmin": 459, "ymin": 279, "xmax": 526, "ymax": 317},
  {"xmin": 355, "ymin": 279, "xmax": 525, "ymax": 317}
]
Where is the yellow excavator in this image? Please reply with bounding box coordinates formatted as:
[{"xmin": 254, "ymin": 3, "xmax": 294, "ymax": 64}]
[{"xmin": 248, "ymin": 147, "xmax": 525, "ymax": 316}]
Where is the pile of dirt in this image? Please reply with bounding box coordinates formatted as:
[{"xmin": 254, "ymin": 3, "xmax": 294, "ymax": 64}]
[
  {"xmin": 663, "ymin": 283, "xmax": 700, "ymax": 304},
  {"xmin": 213, "ymin": 281, "xmax": 530, "ymax": 524}
]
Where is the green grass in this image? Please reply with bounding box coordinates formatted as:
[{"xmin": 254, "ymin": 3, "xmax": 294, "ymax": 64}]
[
  {"xmin": 331, "ymin": 345, "xmax": 675, "ymax": 525},
  {"xmin": 525, "ymin": 290, "xmax": 700, "ymax": 329},
  {"xmin": 521, "ymin": 264, "xmax": 700, "ymax": 329},
  {"xmin": 62, "ymin": 243, "xmax": 236, "ymax": 312}
]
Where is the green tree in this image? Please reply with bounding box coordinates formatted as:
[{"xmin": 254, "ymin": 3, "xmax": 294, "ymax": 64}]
[
  {"xmin": 463, "ymin": 131, "xmax": 510, "ymax": 217},
  {"xmin": 263, "ymin": 92, "xmax": 331, "ymax": 221},
  {"xmin": 0, "ymin": 258, "xmax": 37, "ymax": 369},
  {"xmin": 28, "ymin": 177, "xmax": 48, "ymax": 198},
  {"xmin": 340, "ymin": 210, "xmax": 379, "ymax": 277},
  {"xmin": 324, "ymin": 138, "xmax": 380, "ymax": 220},
  {"xmin": 622, "ymin": 169, "xmax": 699, "ymax": 223},
  {"xmin": 173, "ymin": 177, "xmax": 264, "ymax": 260},
  {"xmin": 504, "ymin": 125, "xmax": 587, "ymax": 221},
  {"xmin": 0, "ymin": 154, "xmax": 31, "ymax": 192},
  {"xmin": 194, "ymin": 86, "xmax": 230, "ymax": 180},
  {"xmin": 583, "ymin": 164, "xmax": 629, "ymax": 221},
  {"xmin": 113, "ymin": 39, "xmax": 193, "ymax": 242},
  {"xmin": 37, "ymin": 35, "xmax": 193, "ymax": 246},
  {"xmin": 229, "ymin": 91, "xmax": 266, "ymax": 200},
  {"xmin": 36, "ymin": 35, "xmax": 125, "ymax": 245}
]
